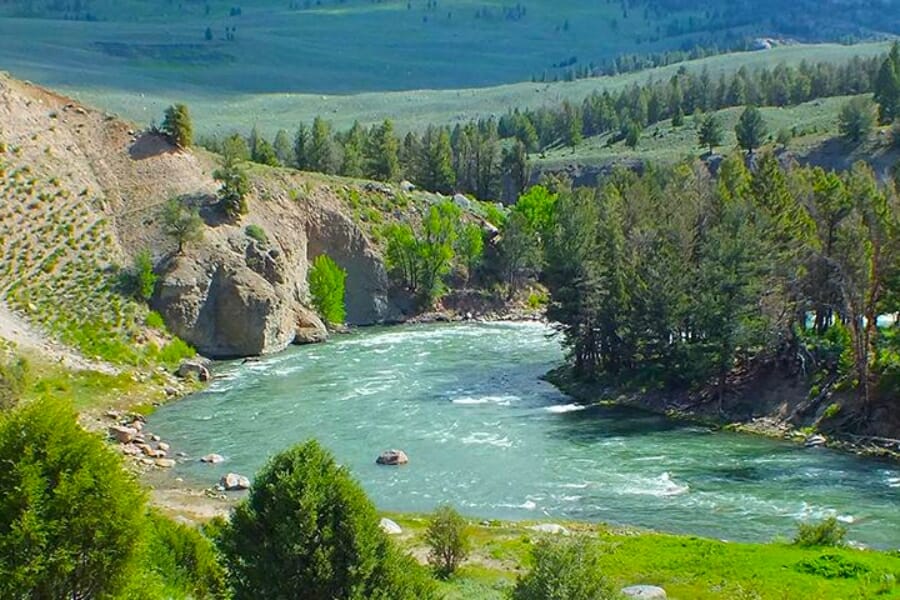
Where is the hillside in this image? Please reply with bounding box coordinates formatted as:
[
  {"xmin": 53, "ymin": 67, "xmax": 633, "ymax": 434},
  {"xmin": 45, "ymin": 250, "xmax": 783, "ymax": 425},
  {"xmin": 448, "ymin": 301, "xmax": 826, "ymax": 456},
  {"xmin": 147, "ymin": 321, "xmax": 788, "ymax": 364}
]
[
  {"xmin": 55, "ymin": 41, "xmax": 892, "ymax": 139},
  {"xmin": 533, "ymin": 95, "xmax": 900, "ymax": 186},
  {"xmin": 0, "ymin": 72, "xmax": 485, "ymax": 365},
  {"xmin": 0, "ymin": 0, "xmax": 896, "ymax": 98}
]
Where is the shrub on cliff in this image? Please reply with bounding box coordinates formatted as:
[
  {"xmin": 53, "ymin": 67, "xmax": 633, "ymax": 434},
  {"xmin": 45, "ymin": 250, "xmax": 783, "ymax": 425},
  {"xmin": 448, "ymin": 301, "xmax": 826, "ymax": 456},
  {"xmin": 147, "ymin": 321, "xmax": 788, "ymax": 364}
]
[
  {"xmin": 0, "ymin": 398, "xmax": 146, "ymax": 598},
  {"xmin": 308, "ymin": 254, "xmax": 347, "ymax": 326},
  {"xmin": 511, "ymin": 537, "xmax": 614, "ymax": 600},
  {"xmin": 216, "ymin": 440, "xmax": 435, "ymax": 599},
  {"xmin": 161, "ymin": 103, "xmax": 194, "ymax": 148}
]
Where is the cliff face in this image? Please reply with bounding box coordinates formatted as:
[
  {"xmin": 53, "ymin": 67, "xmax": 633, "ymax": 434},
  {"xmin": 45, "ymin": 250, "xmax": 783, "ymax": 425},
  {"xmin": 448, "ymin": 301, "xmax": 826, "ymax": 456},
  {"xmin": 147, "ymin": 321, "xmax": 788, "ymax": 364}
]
[{"xmin": 0, "ymin": 73, "xmax": 402, "ymax": 359}]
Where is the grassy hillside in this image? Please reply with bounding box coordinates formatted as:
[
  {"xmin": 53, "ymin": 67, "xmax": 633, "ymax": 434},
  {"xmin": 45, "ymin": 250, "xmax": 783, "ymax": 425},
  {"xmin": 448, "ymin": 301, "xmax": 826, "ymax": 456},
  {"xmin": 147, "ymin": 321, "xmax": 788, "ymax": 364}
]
[
  {"xmin": 0, "ymin": 0, "xmax": 896, "ymax": 97},
  {"xmin": 50, "ymin": 42, "xmax": 892, "ymax": 140},
  {"xmin": 533, "ymin": 94, "xmax": 900, "ymax": 177}
]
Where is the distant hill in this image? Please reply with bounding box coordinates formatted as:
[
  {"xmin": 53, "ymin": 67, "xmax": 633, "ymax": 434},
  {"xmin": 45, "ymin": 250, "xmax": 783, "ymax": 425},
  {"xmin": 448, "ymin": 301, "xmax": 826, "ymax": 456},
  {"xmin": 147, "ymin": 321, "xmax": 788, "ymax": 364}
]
[{"xmin": 0, "ymin": 0, "xmax": 897, "ymax": 97}]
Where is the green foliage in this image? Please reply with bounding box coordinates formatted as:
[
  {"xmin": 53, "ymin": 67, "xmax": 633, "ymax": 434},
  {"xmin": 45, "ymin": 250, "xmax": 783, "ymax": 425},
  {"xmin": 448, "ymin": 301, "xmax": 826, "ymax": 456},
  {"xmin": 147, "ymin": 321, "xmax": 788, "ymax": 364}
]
[
  {"xmin": 455, "ymin": 223, "xmax": 484, "ymax": 283},
  {"xmin": 823, "ymin": 402, "xmax": 842, "ymax": 419},
  {"xmin": 511, "ymin": 537, "xmax": 614, "ymax": 600},
  {"xmin": 217, "ymin": 439, "xmax": 435, "ymax": 599},
  {"xmin": 499, "ymin": 211, "xmax": 542, "ymax": 294},
  {"xmin": 156, "ymin": 337, "xmax": 197, "ymax": 365},
  {"xmin": 308, "ymin": 254, "xmax": 347, "ymax": 326},
  {"xmin": 0, "ymin": 354, "xmax": 28, "ymax": 410},
  {"xmin": 735, "ymin": 105, "xmax": 767, "ymax": 152},
  {"xmin": 162, "ymin": 197, "xmax": 204, "ymax": 254},
  {"xmin": 384, "ymin": 202, "xmax": 464, "ymax": 305},
  {"xmin": 251, "ymin": 137, "xmax": 280, "ymax": 166},
  {"xmin": 215, "ymin": 163, "xmax": 250, "ymax": 218},
  {"xmin": 143, "ymin": 511, "xmax": 228, "ymax": 599},
  {"xmin": 697, "ymin": 112, "xmax": 724, "ymax": 152},
  {"xmin": 162, "ymin": 103, "xmax": 194, "ymax": 148},
  {"xmin": 0, "ymin": 398, "xmax": 146, "ymax": 599},
  {"xmin": 244, "ymin": 224, "xmax": 268, "ymax": 244},
  {"xmin": 512, "ymin": 185, "xmax": 558, "ymax": 239},
  {"xmin": 145, "ymin": 310, "xmax": 165, "ymax": 329},
  {"xmin": 127, "ymin": 249, "xmax": 157, "ymax": 302},
  {"xmin": 794, "ymin": 517, "xmax": 847, "ymax": 548},
  {"xmin": 873, "ymin": 43, "xmax": 900, "ymax": 124},
  {"xmin": 425, "ymin": 505, "xmax": 470, "ymax": 578},
  {"xmin": 838, "ymin": 96, "xmax": 875, "ymax": 143},
  {"xmin": 795, "ymin": 553, "xmax": 870, "ymax": 579},
  {"xmin": 222, "ymin": 133, "xmax": 251, "ymax": 164}
]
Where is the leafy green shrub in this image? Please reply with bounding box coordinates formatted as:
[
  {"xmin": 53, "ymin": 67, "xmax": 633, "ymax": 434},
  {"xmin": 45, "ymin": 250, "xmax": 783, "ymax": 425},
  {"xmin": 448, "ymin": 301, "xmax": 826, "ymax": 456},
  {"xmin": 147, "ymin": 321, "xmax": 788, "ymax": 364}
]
[
  {"xmin": 794, "ymin": 517, "xmax": 847, "ymax": 548},
  {"xmin": 795, "ymin": 553, "xmax": 870, "ymax": 579},
  {"xmin": 425, "ymin": 505, "xmax": 470, "ymax": 578},
  {"xmin": 0, "ymin": 354, "xmax": 28, "ymax": 410},
  {"xmin": 822, "ymin": 402, "xmax": 841, "ymax": 419},
  {"xmin": 0, "ymin": 398, "xmax": 146, "ymax": 598},
  {"xmin": 158, "ymin": 338, "xmax": 196, "ymax": 365},
  {"xmin": 124, "ymin": 249, "xmax": 157, "ymax": 302},
  {"xmin": 308, "ymin": 254, "xmax": 347, "ymax": 326},
  {"xmin": 217, "ymin": 440, "xmax": 436, "ymax": 599},
  {"xmin": 245, "ymin": 224, "xmax": 268, "ymax": 245},
  {"xmin": 146, "ymin": 310, "xmax": 166, "ymax": 329},
  {"xmin": 143, "ymin": 511, "xmax": 228, "ymax": 598},
  {"xmin": 527, "ymin": 290, "xmax": 549, "ymax": 309},
  {"xmin": 511, "ymin": 537, "xmax": 614, "ymax": 600}
]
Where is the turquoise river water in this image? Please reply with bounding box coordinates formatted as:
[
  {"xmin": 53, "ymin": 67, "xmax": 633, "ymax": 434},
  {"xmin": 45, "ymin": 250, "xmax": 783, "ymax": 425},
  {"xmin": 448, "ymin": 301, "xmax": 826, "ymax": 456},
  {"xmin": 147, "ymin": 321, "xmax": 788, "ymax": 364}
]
[{"xmin": 147, "ymin": 322, "xmax": 900, "ymax": 548}]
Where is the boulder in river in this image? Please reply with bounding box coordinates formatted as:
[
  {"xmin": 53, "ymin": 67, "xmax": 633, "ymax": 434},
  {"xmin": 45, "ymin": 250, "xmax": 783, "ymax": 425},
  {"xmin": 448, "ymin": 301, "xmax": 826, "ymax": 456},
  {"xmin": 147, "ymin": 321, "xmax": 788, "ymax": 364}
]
[
  {"xmin": 379, "ymin": 518, "xmax": 403, "ymax": 535},
  {"xmin": 155, "ymin": 458, "xmax": 176, "ymax": 468},
  {"xmin": 220, "ymin": 473, "xmax": 251, "ymax": 491},
  {"xmin": 201, "ymin": 453, "xmax": 226, "ymax": 464},
  {"xmin": 375, "ymin": 449, "xmax": 409, "ymax": 466},
  {"xmin": 621, "ymin": 585, "xmax": 667, "ymax": 599},
  {"xmin": 177, "ymin": 360, "xmax": 212, "ymax": 382},
  {"xmin": 805, "ymin": 434, "xmax": 827, "ymax": 448}
]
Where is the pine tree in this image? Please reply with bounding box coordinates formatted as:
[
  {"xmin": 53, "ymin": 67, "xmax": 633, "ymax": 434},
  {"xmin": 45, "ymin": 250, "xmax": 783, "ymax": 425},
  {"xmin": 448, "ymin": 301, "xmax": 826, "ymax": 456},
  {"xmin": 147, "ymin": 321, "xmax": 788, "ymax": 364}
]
[
  {"xmin": 368, "ymin": 119, "xmax": 400, "ymax": 181},
  {"xmin": 874, "ymin": 43, "xmax": 900, "ymax": 124},
  {"xmin": 341, "ymin": 121, "xmax": 367, "ymax": 178},
  {"xmin": 697, "ymin": 113, "xmax": 723, "ymax": 154},
  {"xmin": 735, "ymin": 106, "xmax": 767, "ymax": 153},
  {"xmin": 273, "ymin": 129, "xmax": 294, "ymax": 166},
  {"xmin": 308, "ymin": 117, "xmax": 335, "ymax": 174},
  {"xmin": 161, "ymin": 103, "xmax": 193, "ymax": 148},
  {"xmin": 294, "ymin": 123, "xmax": 311, "ymax": 170}
]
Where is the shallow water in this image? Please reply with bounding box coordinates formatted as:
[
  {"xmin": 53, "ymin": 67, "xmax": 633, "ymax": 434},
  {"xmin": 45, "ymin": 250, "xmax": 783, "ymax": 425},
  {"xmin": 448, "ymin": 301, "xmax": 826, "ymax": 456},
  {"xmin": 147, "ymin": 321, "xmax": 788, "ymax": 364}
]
[{"xmin": 148, "ymin": 322, "xmax": 900, "ymax": 548}]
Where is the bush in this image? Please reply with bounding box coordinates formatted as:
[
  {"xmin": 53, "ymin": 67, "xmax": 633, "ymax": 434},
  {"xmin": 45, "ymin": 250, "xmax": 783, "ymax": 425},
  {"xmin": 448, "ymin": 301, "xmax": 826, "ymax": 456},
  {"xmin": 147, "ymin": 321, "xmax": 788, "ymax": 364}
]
[
  {"xmin": 217, "ymin": 440, "xmax": 435, "ymax": 599},
  {"xmin": 124, "ymin": 249, "xmax": 157, "ymax": 302},
  {"xmin": 146, "ymin": 310, "xmax": 165, "ymax": 329},
  {"xmin": 794, "ymin": 516, "xmax": 847, "ymax": 548},
  {"xmin": 143, "ymin": 511, "xmax": 228, "ymax": 598},
  {"xmin": 244, "ymin": 224, "xmax": 268, "ymax": 245},
  {"xmin": 511, "ymin": 537, "xmax": 614, "ymax": 600},
  {"xmin": 157, "ymin": 337, "xmax": 196, "ymax": 365},
  {"xmin": 0, "ymin": 354, "xmax": 28, "ymax": 410},
  {"xmin": 425, "ymin": 505, "xmax": 470, "ymax": 578},
  {"xmin": 308, "ymin": 254, "xmax": 347, "ymax": 326},
  {"xmin": 795, "ymin": 553, "xmax": 870, "ymax": 579},
  {"xmin": 0, "ymin": 398, "xmax": 146, "ymax": 598}
]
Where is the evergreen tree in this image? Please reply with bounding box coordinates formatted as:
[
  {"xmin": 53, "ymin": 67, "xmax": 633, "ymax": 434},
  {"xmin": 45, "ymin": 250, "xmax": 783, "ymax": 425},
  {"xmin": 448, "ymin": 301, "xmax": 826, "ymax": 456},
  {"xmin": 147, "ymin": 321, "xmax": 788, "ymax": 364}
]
[
  {"xmin": 873, "ymin": 43, "xmax": 900, "ymax": 124},
  {"xmin": 697, "ymin": 112, "xmax": 724, "ymax": 154},
  {"xmin": 838, "ymin": 96, "xmax": 875, "ymax": 143},
  {"xmin": 422, "ymin": 127, "xmax": 456, "ymax": 193},
  {"xmin": 251, "ymin": 137, "xmax": 279, "ymax": 166},
  {"xmin": 294, "ymin": 123, "xmax": 311, "ymax": 170},
  {"xmin": 308, "ymin": 117, "xmax": 335, "ymax": 174},
  {"xmin": 368, "ymin": 119, "xmax": 400, "ymax": 181},
  {"xmin": 501, "ymin": 140, "xmax": 530, "ymax": 203},
  {"xmin": 341, "ymin": 121, "xmax": 367, "ymax": 178},
  {"xmin": 273, "ymin": 129, "xmax": 294, "ymax": 166},
  {"xmin": 735, "ymin": 106, "xmax": 767, "ymax": 153},
  {"xmin": 161, "ymin": 103, "xmax": 193, "ymax": 148}
]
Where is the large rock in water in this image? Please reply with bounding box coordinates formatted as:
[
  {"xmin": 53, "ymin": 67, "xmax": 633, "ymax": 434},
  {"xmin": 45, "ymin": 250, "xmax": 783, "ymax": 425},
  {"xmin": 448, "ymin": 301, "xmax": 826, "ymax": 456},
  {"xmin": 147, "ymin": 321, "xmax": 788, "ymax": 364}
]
[
  {"xmin": 220, "ymin": 473, "xmax": 251, "ymax": 491},
  {"xmin": 154, "ymin": 234, "xmax": 328, "ymax": 358},
  {"xmin": 376, "ymin": 449, "xmax": 409, "ymax": 466}
]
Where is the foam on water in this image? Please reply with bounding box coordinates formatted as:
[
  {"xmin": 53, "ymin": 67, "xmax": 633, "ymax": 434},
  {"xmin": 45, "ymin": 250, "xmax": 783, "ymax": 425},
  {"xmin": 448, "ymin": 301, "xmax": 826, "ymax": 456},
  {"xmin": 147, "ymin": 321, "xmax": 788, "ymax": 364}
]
[{"xmin": 545, "ymin": 403, "xmax": 587, "ymax": 413}]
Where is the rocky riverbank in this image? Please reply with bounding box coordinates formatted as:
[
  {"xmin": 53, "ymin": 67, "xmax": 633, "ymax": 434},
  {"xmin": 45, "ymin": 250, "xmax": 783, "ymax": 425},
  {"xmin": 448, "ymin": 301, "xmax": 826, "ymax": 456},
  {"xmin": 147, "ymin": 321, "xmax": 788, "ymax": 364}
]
[{"xmin": 545, "ymin": 367, "xmax": 900, "ymax": 462}]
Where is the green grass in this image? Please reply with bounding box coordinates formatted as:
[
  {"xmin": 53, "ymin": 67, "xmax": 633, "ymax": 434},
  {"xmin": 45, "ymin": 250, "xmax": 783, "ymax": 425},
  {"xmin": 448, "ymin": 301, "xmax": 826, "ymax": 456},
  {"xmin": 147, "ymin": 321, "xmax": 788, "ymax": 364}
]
[{"xmin": 385, "ymin": 514, "xmax": 900, "ymax": 599}]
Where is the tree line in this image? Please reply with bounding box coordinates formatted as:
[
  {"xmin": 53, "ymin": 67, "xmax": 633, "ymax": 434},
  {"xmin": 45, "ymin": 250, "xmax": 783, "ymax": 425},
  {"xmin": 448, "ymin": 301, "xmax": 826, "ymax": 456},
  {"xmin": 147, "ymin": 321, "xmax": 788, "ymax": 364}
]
[
  {"xmin": 512, "ymin": 155, "xmax": 898, "ymax": 422},
  {"xmin": 196, "ymin": 46, "xmax": 898, "ymax": 206}
]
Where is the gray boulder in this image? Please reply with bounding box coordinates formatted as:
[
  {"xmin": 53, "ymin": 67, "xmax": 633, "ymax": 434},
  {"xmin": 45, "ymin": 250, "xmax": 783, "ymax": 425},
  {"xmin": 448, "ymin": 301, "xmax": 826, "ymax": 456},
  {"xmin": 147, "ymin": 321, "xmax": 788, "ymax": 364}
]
[
  {"xmin": 177, "ymin": 360, "xmax": 211, "ymax": 382},
  {"xmin": 220, "ymin": 473, "xmax": 251, "ymax": 491},
  {"xmin": 621, "ymin": 585, "xmax": 667, "ymax": 599},
  {"xmin": 376, "ymin": 449, "xmax": 409, "ymax": 466}
]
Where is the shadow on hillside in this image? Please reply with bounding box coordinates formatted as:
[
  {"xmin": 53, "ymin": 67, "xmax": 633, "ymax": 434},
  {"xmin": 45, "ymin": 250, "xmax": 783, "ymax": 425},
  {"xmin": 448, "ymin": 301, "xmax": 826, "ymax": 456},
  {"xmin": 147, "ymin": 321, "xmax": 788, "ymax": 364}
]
[
  {"xmin": 129, "ymin": 132, "xmax": 178, "ymax": 160},
  {"xmin": 802, "ymin": 137, "xmax": 855, "ymax": 172}
]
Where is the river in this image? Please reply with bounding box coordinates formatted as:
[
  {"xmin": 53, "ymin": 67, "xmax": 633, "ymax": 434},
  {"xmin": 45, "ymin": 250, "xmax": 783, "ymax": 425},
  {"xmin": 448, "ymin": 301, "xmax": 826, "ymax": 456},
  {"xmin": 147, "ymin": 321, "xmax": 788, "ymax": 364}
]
[{"xmin": 147, "ymin": 322, "xmax": 900, "ymax": 548}]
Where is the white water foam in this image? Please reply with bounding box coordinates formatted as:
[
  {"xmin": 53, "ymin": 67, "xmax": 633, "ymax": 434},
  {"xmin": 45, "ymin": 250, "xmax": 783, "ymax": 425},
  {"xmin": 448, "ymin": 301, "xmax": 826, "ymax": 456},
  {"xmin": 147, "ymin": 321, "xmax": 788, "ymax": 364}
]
[
  {"xmin": 452, "ymin": 394, "xmax": 518, "ymax": 406},
  {"xmin": 461, "ymin": 432, "xmax": 514, "ymax": 448},
  {"xmin": 545, "ymin": 403, "xmax": 587, "ymax": 413},
  {"xmin": 620, "ymin": 472, "xmax": 690, "ymax": 497}
]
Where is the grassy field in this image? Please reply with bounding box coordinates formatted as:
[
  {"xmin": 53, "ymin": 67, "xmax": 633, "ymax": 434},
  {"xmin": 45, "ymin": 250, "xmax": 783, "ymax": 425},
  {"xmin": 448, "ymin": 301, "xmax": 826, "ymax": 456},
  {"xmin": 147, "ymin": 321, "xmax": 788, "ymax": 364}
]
[
  {"xmin": 40, "ymin": 41, "xmax": 891, "ymax": 139},
  {"xmin": 386, "ymin": 514, "xmax": 900, "ymax": 599},
  {"xmin": 1, "ymin": 0, "xmax": 896, "ymax": 97}
]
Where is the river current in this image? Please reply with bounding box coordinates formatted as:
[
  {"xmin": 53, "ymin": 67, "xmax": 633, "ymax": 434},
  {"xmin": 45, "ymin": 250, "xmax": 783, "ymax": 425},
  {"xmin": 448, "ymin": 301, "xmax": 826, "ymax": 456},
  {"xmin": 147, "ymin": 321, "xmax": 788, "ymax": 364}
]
[{"xmin": 147, "ymin": 322, "xmax": 900, "ymax": 548}]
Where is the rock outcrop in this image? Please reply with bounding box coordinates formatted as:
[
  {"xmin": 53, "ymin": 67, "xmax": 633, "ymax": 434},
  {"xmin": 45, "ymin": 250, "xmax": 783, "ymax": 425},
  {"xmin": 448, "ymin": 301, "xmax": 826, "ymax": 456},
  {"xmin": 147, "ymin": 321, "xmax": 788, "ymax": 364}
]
[{"xmin": 155, "ymin": 234, "xmax": 328, "ymax": 358}]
